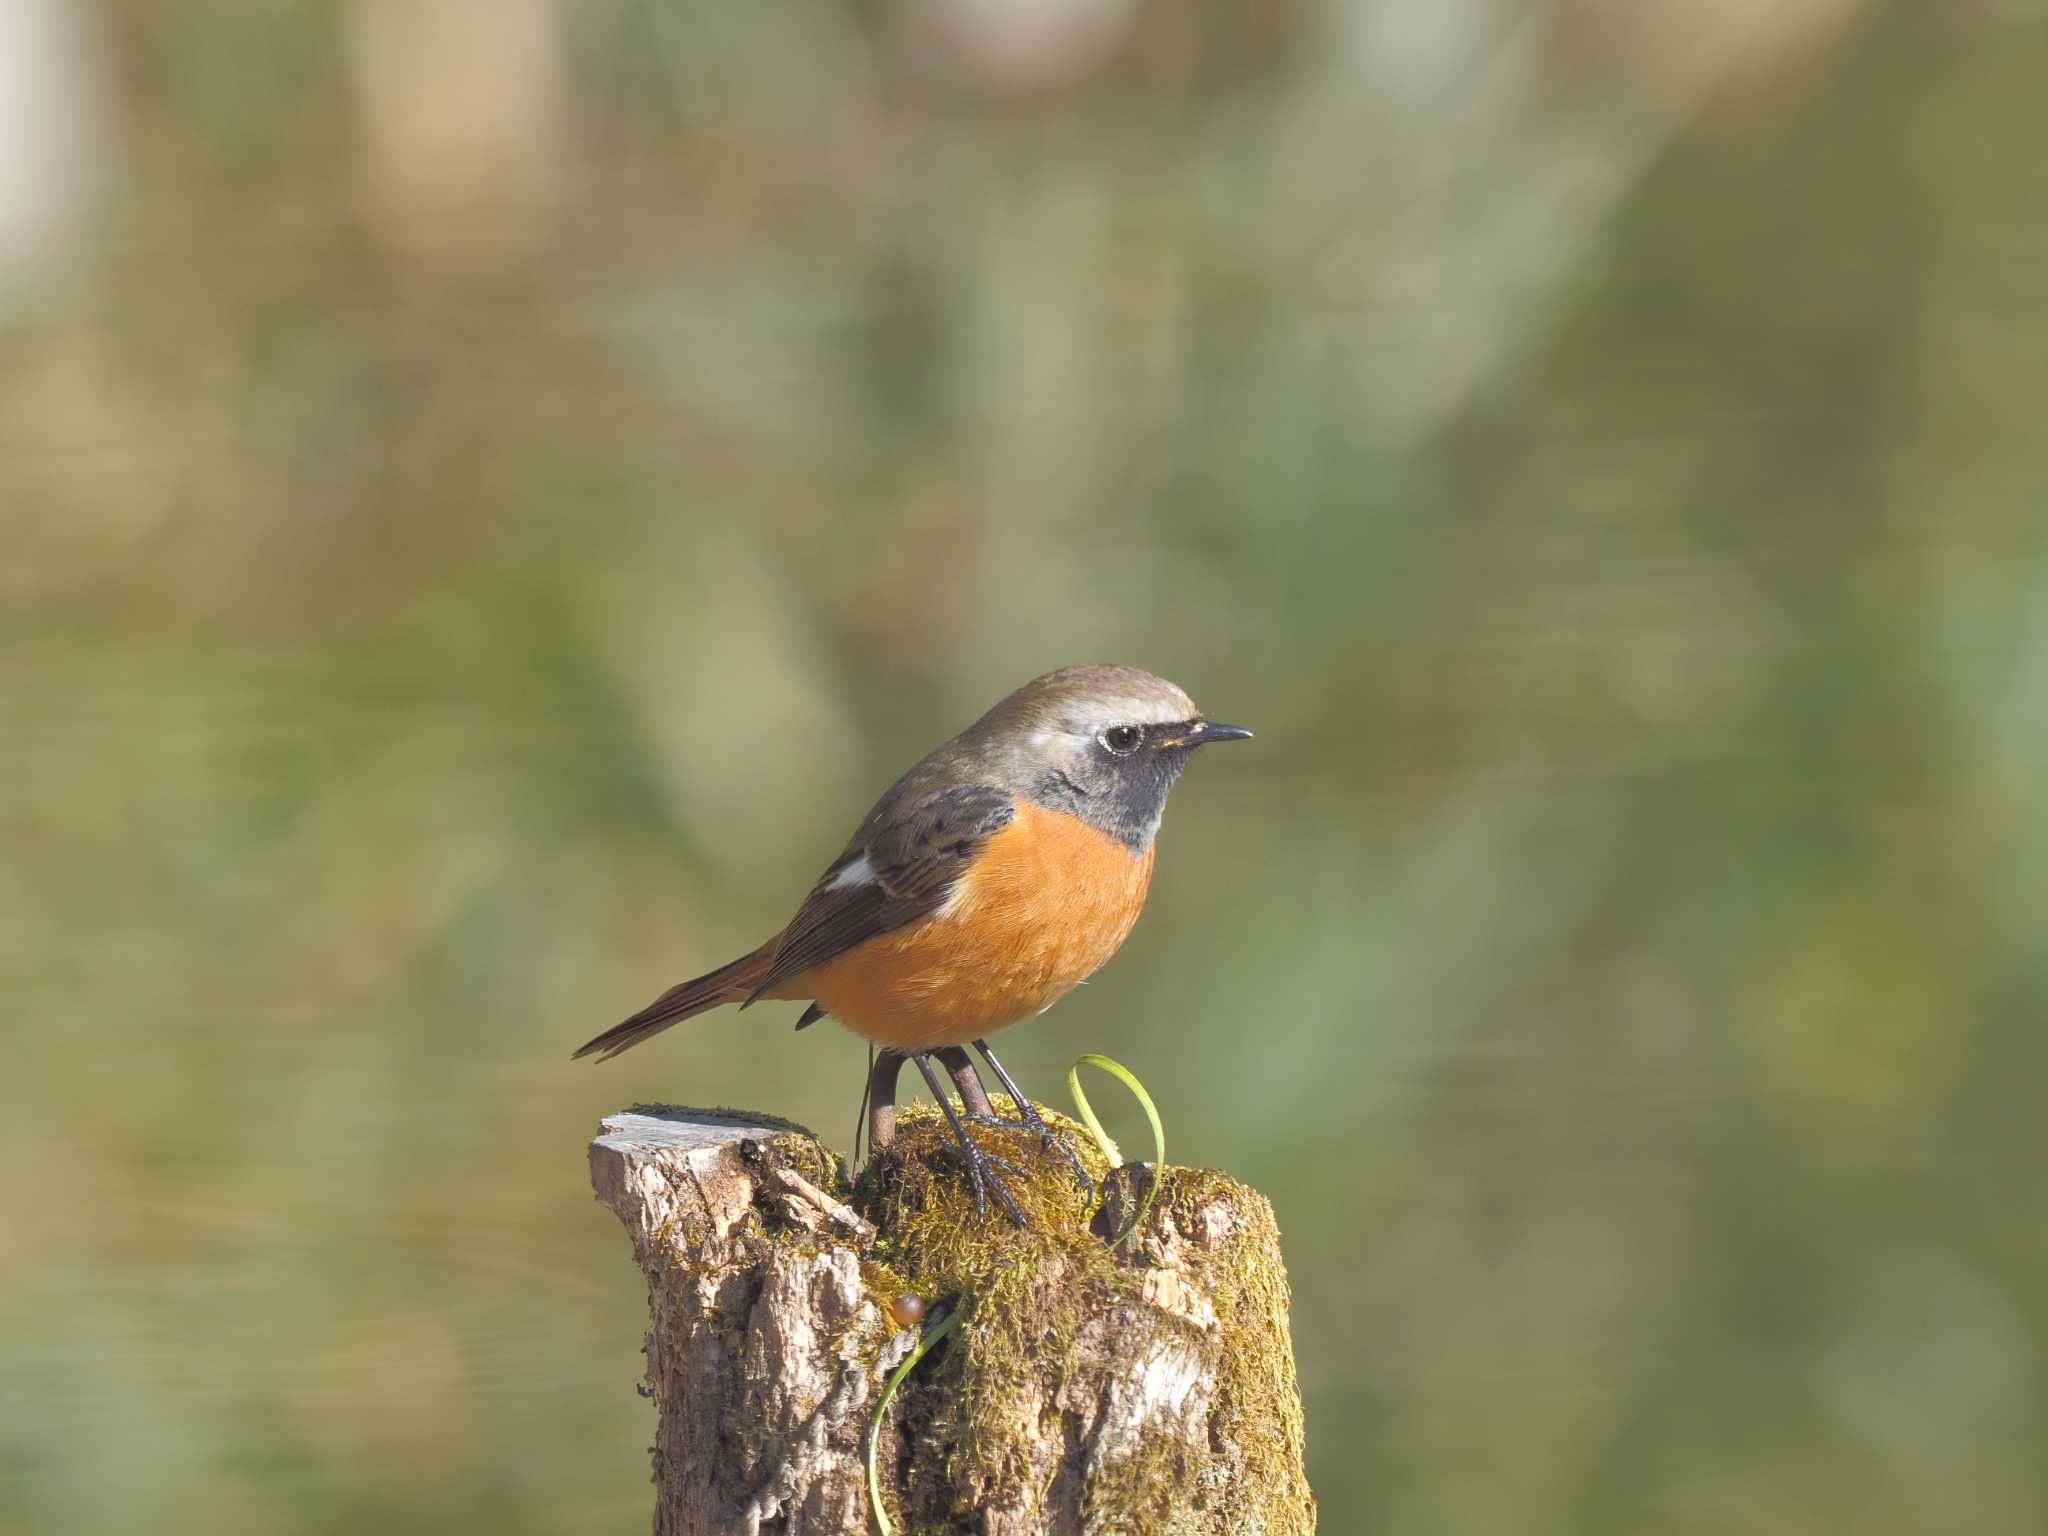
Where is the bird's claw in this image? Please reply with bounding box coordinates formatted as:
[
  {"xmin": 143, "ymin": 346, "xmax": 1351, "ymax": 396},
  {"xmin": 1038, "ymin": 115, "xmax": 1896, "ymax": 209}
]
[
  {"xmin": 961, "ymin": 1111, "xmax": 1095, "ymax": 1204},
  {"xmin": 948, "ymin": 1130, "xmax": 1029, "ymax": 1225}
]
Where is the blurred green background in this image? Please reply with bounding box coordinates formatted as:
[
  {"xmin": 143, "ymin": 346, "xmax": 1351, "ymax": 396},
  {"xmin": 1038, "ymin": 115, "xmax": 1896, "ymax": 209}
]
[{"xmin": 4, "ymin": 1, "xmax": 2046, "ymax": 1531}]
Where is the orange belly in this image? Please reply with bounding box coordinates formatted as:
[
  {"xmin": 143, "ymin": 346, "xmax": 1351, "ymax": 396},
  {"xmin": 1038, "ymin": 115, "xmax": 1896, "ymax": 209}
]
[{"xmin": 795, "ymin": 801, "xmax": 1155, "ymax": 1050}]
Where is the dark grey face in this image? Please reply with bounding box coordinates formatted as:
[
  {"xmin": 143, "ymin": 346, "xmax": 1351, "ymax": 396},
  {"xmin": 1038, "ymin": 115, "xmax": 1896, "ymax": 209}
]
[
  {"xmin": 942, "ymin": 667, "xmax": 1250, "ymax": 851},
  {"xmin": 1026, "ymin": 717, "xmax": 1250, "ymax": 850}
]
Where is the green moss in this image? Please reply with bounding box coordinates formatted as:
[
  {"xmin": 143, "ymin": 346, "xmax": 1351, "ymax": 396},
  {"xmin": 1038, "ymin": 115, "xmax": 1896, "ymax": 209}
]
[
  {"xmin": 854, "ymin": 1100, "xmax": 1113, "ymax": 1530},
  {"xmin": 1147, "ymin": 1169, "xmax": 1315, "ymax": 1536},
  {"xmin": 850, "ymin": 1100, "xmax": 1314, "ymax": 1535}
]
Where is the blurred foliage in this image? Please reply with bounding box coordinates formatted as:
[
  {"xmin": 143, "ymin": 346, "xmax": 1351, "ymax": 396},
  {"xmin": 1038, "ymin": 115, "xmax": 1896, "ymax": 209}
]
[{"xmin": 3, "ymin": 1, "xmax": 2047, "ymax": 1532}]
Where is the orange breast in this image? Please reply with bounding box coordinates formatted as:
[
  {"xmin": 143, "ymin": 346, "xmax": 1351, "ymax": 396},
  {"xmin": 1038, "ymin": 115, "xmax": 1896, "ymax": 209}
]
[{"xmin": 798, "ymin": 801, "xmax": 1156, "ymax": 1051}]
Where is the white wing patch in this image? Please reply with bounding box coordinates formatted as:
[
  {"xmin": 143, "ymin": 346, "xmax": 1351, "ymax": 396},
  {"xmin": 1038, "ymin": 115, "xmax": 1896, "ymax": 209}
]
[{"xmin": 826, "ymin": 853, "xmax": 876, "ymax": 891}]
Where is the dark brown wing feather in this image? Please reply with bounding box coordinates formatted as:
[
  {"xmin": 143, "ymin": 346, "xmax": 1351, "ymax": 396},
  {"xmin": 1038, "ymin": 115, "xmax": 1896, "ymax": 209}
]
[{"xmin": 745, "ymin": 782, "xmax": 1014, "ymax": 1004}]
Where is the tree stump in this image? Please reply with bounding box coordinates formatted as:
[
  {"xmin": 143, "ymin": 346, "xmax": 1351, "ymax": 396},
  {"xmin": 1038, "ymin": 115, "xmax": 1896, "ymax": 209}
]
[{"xmin": 589, "ymin": 1101, "xmax": 1315, "ymax": 1535}]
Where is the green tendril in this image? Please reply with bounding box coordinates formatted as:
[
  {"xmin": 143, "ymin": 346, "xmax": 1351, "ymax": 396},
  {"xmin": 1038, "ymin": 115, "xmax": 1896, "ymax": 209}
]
[
  {"xmin": 867, "ymin": 1302, "xmax": 961, "ymax": 1536},
  {"xmin": 1066, "ymin": 1053, "xmax": 1166, "ymax": 1247}
]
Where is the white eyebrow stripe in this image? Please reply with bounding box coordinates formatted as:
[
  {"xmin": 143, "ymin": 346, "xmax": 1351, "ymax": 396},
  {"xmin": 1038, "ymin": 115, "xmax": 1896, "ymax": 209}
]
[{"xmin": 826, "ymin": 853, "xmax": 876, "ymax": 891}]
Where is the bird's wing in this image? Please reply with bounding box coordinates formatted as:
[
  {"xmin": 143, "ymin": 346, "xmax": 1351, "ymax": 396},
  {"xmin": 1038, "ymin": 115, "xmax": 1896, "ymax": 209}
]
[{"xmin": 746, "ymin": 782, "xmax": 1015, "ymax": 1003}]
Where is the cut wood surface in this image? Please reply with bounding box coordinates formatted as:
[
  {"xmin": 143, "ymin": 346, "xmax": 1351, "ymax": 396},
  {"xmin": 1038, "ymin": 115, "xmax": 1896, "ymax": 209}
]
[{"xmin": 589, "ymin": 1102, "xmax": 1315, "ymax": 1535}]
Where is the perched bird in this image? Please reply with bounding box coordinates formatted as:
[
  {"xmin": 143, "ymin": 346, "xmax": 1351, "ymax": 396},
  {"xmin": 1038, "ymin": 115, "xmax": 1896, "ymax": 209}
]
[{"xmin": 574, "ymin": 664, "xmax": 1250, "ymax": 1221}]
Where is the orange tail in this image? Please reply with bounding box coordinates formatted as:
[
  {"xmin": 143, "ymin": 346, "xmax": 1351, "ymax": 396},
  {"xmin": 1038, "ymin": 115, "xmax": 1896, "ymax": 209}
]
[{"xmin": 572, "ymin": 936, "xmax": 781, "ymax": 1062}]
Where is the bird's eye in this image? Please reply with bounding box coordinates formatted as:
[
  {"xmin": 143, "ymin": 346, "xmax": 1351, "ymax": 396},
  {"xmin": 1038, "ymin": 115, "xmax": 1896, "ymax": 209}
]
[{"xmin": 1100, "ymin": 725, "xmax": 1143, "ymax": 756}]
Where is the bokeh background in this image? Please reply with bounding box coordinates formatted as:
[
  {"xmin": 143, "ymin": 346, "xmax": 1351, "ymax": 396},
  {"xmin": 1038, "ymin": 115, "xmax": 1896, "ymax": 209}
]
[{"xmin": 4, "ymin": 1, "xmax": 2046, "ymax": 1531}]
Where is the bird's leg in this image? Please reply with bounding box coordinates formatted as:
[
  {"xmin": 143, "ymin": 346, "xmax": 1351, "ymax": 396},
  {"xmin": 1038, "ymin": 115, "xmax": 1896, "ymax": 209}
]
[
  {"xmin": 936, "ymin": 1045, "xmax": 996, "ymax": 1119},
  {"xmin": 865, "ymin": 1049, "xmax": 907, "ymax": 1157},
  {"xmin": 910, "ymin": 1051, "xmax": 1028, "ymax": 1226},
  {"xmin": 973, "ymin": 1039, "xmax": 1095, "ymax": 1202}
]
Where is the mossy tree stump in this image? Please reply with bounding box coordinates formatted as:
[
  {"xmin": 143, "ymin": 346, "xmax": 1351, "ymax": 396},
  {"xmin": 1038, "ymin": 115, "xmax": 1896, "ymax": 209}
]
[{"xmin": 589, "ymin": 1102, "xmax": 1315, "ymax": 1535}]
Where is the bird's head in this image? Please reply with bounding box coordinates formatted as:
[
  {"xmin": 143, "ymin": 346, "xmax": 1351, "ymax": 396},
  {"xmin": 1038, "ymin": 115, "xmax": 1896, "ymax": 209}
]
[{"xmin": 969, "ymin": 664, "xmax": 1252, "ymax": 849}]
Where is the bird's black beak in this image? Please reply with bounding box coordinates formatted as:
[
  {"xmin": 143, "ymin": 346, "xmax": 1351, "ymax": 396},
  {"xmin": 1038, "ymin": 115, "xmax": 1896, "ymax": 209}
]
[{"xmin": 1158, "ymin": 720, "xmax": 1254, "ymax": 749}]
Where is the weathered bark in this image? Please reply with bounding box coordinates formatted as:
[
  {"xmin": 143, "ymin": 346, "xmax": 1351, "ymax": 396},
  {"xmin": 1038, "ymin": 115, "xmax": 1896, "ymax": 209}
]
[{"xmin": 590, "ymin": 1103, "xmax": 1315, "ymax": 1535}]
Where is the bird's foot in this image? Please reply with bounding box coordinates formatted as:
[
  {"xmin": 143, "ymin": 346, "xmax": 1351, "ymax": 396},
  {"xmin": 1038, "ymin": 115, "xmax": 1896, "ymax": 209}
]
[
  {"xmin": 962, "ymin": 1108, "xmax": 1096, "ymax": 1205},
  {"xmin": 944, "ymin": 1127, "xmax": 1031, "ymax": 1226}
]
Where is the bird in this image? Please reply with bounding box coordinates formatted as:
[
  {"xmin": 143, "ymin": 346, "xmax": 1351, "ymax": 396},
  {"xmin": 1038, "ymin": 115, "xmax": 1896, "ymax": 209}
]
[{"xmin": 573, "ymin": 664, "xmax": 1251, "ymax": 1222}]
